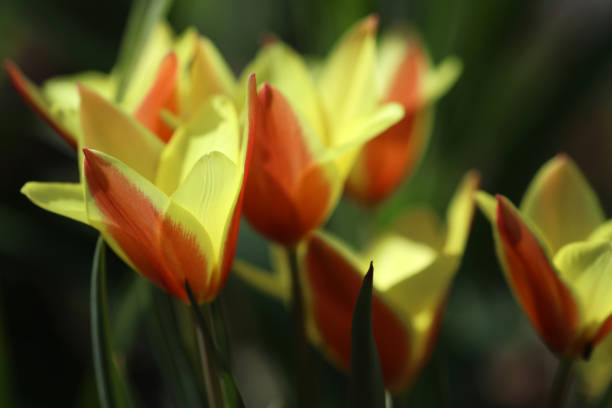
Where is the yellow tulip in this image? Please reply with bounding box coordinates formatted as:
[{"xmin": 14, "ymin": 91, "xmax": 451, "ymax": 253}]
[
  {"xmin": 238, "ymin": 15, "xmax": 404, "ymax": 246},
  {"xmin": 20, "ymin": 73, "xmax": 257, "ymax": 304},
  {"xmin": 345, "ymin": 30, "xmax": 462, "ymax": 204},
  {"xmin": 234, "ymin": 170, "xmax": 479, "ymax": 391},
  {"xmin": 5, "ymin": 22, "xmax": 235, "ymax": 148},
  {"xmin": 477, "ymin": 154, "xmax": 612, "ymax": 358}
]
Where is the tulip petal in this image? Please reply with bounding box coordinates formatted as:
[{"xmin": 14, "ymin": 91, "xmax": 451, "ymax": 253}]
[
  {"xmin": 422, "ymin": 57, "xmax": 462, "ymax": 104},
  {"xmin": 232, "ymin": 259, "xmax": 290, "ymax": 304},
  {"xmin": 326, "ymin": 102, "xmax": 405, "ymax": 177},
  {"xmin": 370, "ymin": 235, "xmax": 458, "ymax": 320},
  {"xmin": 134, "ymin": 52, "xmax": 179, "ymax": 143},
  {"xmin": 241, "ymin": 42, "xmax": 326, "ymax": 143},
  {"xmin": 383, "ymin": 38, "xmax": 427, "ymax": 110},
  {"xmin": 4, "ymin": 61, "xmax": 78, "ymax": 149},
  {"xmin": 79, "ymin": 86, "xmax": 164, "ymax": 182},
  {"xmin": 156, "ymin": 95, "xmax": 240, "ymax": 195},
  {"xmin": 554, "ymin": 240, "xmax": 612, "ymax": 342},
  {"xmin": 318, "ymin": 15, "xmax": 378, "ymax": 130},
  {"xmin": 444, "ymin": 170, "xmax": 481, "ymax": 254},
  {"xmin": 589, "ymin": 220, "xmax": 612, "ymax": 242},
  {"xmin": 171, "ymin": 151, "xmax": 240, "ymax": 258},
  {"xmin": 83, "ymin": 148, "xmax": 215, "ymax": 303},
  {"xmin": 392, "ymin": 207, "xmax": 446, "ymax": 250},
  {"xmin": 305, "ymin": 232, "xmax": 412, "ymax": 391},
  {"xmin": 21, "ymin": 182, "xmax": 86, "ymax": 223},
  {"xmin": 186, "ymin": 37, "xmax": 235, "ymax": 116},
  {"xmin": 345, "ymin": 107, "xmax": 433, "ymax": 204},
  {"xmin": 520, "ymin": 155, "xmax": 605, "ymax": 253},
  {"xmin": 495, "ymin": 195, "xmax": 579, "ymax": 355},
  {"xmin": 120, "ymin": 22, "xmax": 175, "ymax": 109}
]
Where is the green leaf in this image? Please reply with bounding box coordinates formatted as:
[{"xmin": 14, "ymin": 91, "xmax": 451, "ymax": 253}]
[
  {"xmin": 90, "ymin": 237, "xmax": 133, "ymax": 408},
  {"xmin": 0, "ymin": 300, "xmax": 12, "ymax": 408},
  {"xmin": 348, "ymin": 262, "xmax": 386, "ymax": 408},
  {"xmin": 150, "ymin": 290, "xmax": 205, "ymax": 408},
  {"xmin": 114, "ymin": 0, "xmax": 173, "ymax": 102}
]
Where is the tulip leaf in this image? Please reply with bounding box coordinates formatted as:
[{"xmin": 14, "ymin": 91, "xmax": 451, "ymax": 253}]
[
  {"xmin": 90, "ymin": 237, "xmax": 133, "ymax": 408},
  {"xmin": 149, "ymin": 290, "xmax": 206, "ymax": 408},
  {"xmin": 348, "ymin": 262, "xmax": 386, "ymax": 408}
]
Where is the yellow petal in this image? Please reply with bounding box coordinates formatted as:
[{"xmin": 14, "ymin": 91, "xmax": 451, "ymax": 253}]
[
  {"xmin": 79, "ymin": 86, "xmax": 164, "ymax": 182},
  {"xmin": 520, "ymin": 154, "xmax": 605, "ymax": 254},
  {"xmin": 42, "ymin": 72, "xmax": 116, "ymax": 111},
  {"xmin": 444, "ymin": 170, "xmax": 480, "ymax": 254},
  {"xmin": 554, "ymin": 240, "xmax": 612, "ymax": 336},
  {"xmin": 156, "ymin": 95, "xmax": 240, "ymax": 194},
  {"xmin": 120, "ymin": 22, "xmax": 175, "ymax": 109},
  {"xmin": 21, "ymin": 182, "xmax": 87, "ymax": 224},
  {"xmin": 589, "ymin": 220, "xmax": 612, "ymax": 242},
  {"xmin": 186, "ymin": 36, "xmax": 236, "ymax": 116},
  {"xmin": 232, "ymin": 259, "xmax": 291, "ymax": 304},
  {"xmin": 171, "ymin": 151, "xmax": 240, "ymax": 259},
  {"xmin": 325, "ymin": 102, "xmax": 404, "ymax": 177},
  {"xmin": 317, "ymin": 15, "xmax": 378, "ymax": 130},
  {"xmin": 422, "ymin": 57, "xmax": 462, "ymax": 104}
]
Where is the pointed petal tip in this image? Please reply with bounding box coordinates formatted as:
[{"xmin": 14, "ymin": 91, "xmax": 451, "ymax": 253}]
[
  {"xmin": 496, "ymin": 195, "xmax": 523, "ymax": 246},
  {"xmin": 260, "ymin": 32, "xmax": 279, "ymax": 47},
  {"xmin": 3, "ymin": 59, "xmax": 17, "ymax": 75},
  {"xmin": 259, "ymin": 82, "xmax": 272, "ymax": 106},
  {"xmin": 362, "ymin": 14, "xmax": 380, "ymax": 34}
]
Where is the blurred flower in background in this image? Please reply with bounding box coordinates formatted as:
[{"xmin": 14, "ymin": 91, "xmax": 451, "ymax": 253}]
[{"xmin": 478, "ymin": 155, "xmax": 612, "ymax": 358}]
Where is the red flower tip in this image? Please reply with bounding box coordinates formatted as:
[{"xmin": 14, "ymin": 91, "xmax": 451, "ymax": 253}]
[
  {"xmin": 260, "ymin": 33, "xmax": 279, "ymax": 47},
  {"xmin": 362, "ymin": 14, "xmax": 380, "ymax": 34},
  {"xmin": 259, "ymin": 83, "xmax": 273, "ymax": 107},
  {"xmin": 496, "ymin": 195, "xmax": 522, "ymax": 246}
]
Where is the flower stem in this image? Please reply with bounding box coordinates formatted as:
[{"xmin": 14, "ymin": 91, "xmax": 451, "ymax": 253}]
[
  {"xmin": 185, "ymin": 282, "xmax": 224, "ymax": 408},
  {"xmin": 286, "ymin": 246, "xmax": 315, "ymax": 407},
  {"xmin": 548, "ymin": 358, "xmax": 574, "ymax": 408}
]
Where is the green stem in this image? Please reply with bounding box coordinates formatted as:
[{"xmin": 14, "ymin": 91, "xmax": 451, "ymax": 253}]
[
  {"xmin": 185, "ymin": 283, "xmax": 224, "ymax": 408},
  {"xmin": 548, "ymin": 358, "xmax": 574, "ymax": 408},
  {"xmin": 286, "ymin": 246, "xmax": 314, "ymax": 408}
]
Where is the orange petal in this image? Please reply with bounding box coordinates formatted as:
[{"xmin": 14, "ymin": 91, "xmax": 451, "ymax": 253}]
[
  {"xmin": 134, "ymin": 52, "xmax": 179, "ymax": 143},
  {"xmin": 4, "ymin": 60, "xmax": 77, "ymax": 150},
  {"xmin": 496, "ymin": 195, "xmax": 579, "ymax": 355},
  {"xmin": 592, "ymin": 314, "xmax": 612, "ymax": 350},
  {"xmin": 83, "ymin": 148, "xmax": 211, "ymax": 302},
  {"xmin": 384, "ymin": 39, "xmax": 427, "ymax": 111},
  {"xmin": 305, "ymin": 235, "xmax": 411, "ymax": 388},
  {"xmin": 244, "ymin": 83, "xmax": 330, "ymax": 245}
]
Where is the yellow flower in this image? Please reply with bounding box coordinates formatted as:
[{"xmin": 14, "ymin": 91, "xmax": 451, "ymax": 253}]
[
  {"xmin": 236, "ymin": 15, "xmax": 404, "ymax": 246},
  {"xmin": 20, "ymin": 70, "xmax": 257, "ymax": 304},
  {"xmin": 345, "ymin": 30, "xmax": 462, "ymax": 204},
  {"xmin": 477, "ymin": 154, "xmax": 612, "ymax": 358},
  {"xmin": 234, "ymin": 171, "xmax": 479, "ymax": 391},
  {"xmin": 5, "ymin": 22, "xmax": 235, "ymax": 147}
]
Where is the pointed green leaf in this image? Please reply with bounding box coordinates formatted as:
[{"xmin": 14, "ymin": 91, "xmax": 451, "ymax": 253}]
[{"xmin": 348, "ymin": 262, "xmax": 386, "ymax": 408}]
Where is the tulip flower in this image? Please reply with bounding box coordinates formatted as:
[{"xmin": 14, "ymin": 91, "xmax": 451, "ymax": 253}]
[
  {"xmin": 345, "ymin": 31, "xmax": 462, "ymax": 205},
  {"xmin": 477, "ymin": 154, "xmax": 612, "ymax": 358},
  {"xmin": 234, "ymin": 170, "xmax": 479, "ymax": 391},
  {"xmin": 5, "ymin": 22, "xmax": 235, "ymax": 148},
  {"xmin": 19, "ymin": 73, "xmax": 257, "ymax": 304},
  {"xmin": 239, "ymin": 15, "xmax": 404, "ymax": 246}
]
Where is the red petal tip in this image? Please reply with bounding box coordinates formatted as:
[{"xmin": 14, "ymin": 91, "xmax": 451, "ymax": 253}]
[
  {"xmin": 362, "ymin": 14, "xmax": 380, "ymax": 33},
  {"xmin": 496, "ymin": 196, "xmax": 522, "ymax": 246},
  {"xmin": 259, "ymin": 83, "xmax": 272, "ymax": 107}
]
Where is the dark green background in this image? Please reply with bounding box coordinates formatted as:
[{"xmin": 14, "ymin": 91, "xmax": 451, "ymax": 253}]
[{"xmin": 2, "ymin": 0, "xmax": 612, "ymax": 406}]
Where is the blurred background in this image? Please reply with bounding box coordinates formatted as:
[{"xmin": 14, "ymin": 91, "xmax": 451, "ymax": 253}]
[{"xmin": 2, "ymin": 0, "xmax": 612, "ymax": 406}]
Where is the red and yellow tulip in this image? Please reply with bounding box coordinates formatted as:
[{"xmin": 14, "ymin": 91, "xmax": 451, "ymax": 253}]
[
  {"xmin": 5, "ymin": 22, "xmax": 235, "ymax": 148},
  {"xmin": 19, "ymin": 71, "xmax": 257, "ymax": 304},
  {"xmin": 238, "ymin": 15, "xmax": 404, "ymax": 246},
  {"xmin": 477, "ymin": 154, "xmax": 612, "ymax": 358},
  {"xmin": 234, "ymin": 170, "xmax": 479, "ymax": 391},
  {"xmin": 345, "ymin": 31, "xmax": 462, "ymax": 205}
]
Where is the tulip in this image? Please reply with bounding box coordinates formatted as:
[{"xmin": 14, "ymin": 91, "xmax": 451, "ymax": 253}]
[
  {"xmin": 238, "ymin": 16, "xmax": 404, "ymax": 246},
  {"xmin": 234, "ymin": 170, "xmax": 479, "ymax": 391},
  {"xmin": 477, "ymin": 154, "xmax": 612, "ymax": 358},
  {"xmin": 5, "ymin": 22, "xmax": 235, "ymax": 148},
  {"xmin": 19, "ymin": 74, "xmax": 257, "ymax": 304},
  {"xmin": 345, "ymin": 31, "xmax": 462, "ymax": 205}
]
